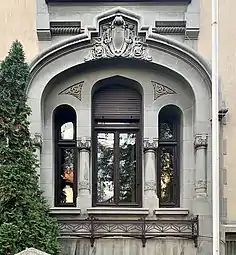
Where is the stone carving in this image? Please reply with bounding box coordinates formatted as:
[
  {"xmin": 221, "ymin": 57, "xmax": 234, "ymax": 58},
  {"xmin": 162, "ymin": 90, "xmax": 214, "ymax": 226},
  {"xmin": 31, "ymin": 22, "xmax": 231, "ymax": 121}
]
[
  {"xmin": 195, "ymin": 179, "xmax": 207, "ymax": 192},
  {"xmin": 144, "ymin": 180, "xmax": 157, "ymax": 191},
  {"xmin": 194, "ymin": 134, "xmax": 208, "ymax": 149},
  {"xmin": 32, "ymin": 133, "xmax": 42, "ymax": 148},
  {"xmin": 15, "ymin": 248, "xmax": 50, "ymax": 255},
  {"xmin": 59, "ymin": 81, "xmax": 84, "ymax": 101},
  {"xmin": 85, "ymin": 15, "xmax": 152, "ymax": 62},
  {"xmin": 152, "ymin": 81, "xmax": 176, "ymax": 100},
  {"xmin": 143, "ymin": 138, "xmax": 158, "ymax": 150},
  {"xmin": 77, "ymin": 137, "xmax": 91, "ymax": 150},
  {"xmin": 79, "ymin": 180, "xmax": 90, "ymax": 190}
]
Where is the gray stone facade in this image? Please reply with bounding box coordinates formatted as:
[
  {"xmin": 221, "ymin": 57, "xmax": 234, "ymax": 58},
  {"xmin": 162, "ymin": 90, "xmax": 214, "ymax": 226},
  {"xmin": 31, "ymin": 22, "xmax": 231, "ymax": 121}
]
[{"xmin": 30, "ymin": 1, "xmax": 216, "ymax": 254}]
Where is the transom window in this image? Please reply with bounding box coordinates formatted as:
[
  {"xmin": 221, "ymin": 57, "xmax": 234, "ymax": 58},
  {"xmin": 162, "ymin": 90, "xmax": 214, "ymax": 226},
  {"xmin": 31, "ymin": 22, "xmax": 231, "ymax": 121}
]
[
  {"xmin": 92, "ymin": 82, "xmax": 142, "ymax": 207},
  {"xmin": 54, "ymin": 105, "xmax": 77, "ymax": 207},
  {"xmin": 157, "ymin": 105, "xmax": 181, "ymax": 207}
]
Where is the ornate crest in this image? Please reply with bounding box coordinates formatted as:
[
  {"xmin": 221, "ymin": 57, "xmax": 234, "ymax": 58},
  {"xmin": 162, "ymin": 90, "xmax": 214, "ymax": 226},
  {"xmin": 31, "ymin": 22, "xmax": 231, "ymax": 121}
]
[
  {"xmin": 85, "ymin": 15, "xmax": 152, "ymax": 62},
  {"xmin": 59, "ymin": 81, "xmax": 84, "ymax": 100},
  {"xmin": 152, "ymin": 81, "xmax": 176, "ymax": 100}
]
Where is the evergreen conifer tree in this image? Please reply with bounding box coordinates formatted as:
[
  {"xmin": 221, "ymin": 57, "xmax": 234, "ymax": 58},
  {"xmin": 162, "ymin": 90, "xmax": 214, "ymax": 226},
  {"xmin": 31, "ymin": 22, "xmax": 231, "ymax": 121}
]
[{"xmin": 0, "ymin": 41, "xmax": 60, "ymax": 254}]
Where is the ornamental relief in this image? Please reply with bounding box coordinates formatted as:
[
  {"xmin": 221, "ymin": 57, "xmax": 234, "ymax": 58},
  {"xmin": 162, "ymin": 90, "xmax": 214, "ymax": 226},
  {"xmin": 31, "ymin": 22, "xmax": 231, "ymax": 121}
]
[
  {"xmin": 59, "ymin": 81, "xmax": 84, "ymax": 101},
  {"xmin": 152, "ymin": 81, "xmax": 177, "ymax": 101},
  {"xmin": 85, "ymin": 15, "xmax": 152, "ymax": 62},
  {"xmin": 194, "ymin": 134, "xmax": 208, "ymax": 149}
]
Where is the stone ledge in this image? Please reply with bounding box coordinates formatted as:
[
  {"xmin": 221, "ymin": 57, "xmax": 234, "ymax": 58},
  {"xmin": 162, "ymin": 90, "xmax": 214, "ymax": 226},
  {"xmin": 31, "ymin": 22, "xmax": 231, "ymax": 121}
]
[
  {"xmin": 223, "ymin": 224, "xmax": 236, "ymax": 233},
  {"xmin": 87, "ymin": 207, "xmax": 149, "ymax": 216},
  {"xmin": 50, "ymin": 207, "xmax": 81, "ymax": 215},
  {"xmin": 154, "ymin": 208, "xmax": 189, "ymax": 216}
]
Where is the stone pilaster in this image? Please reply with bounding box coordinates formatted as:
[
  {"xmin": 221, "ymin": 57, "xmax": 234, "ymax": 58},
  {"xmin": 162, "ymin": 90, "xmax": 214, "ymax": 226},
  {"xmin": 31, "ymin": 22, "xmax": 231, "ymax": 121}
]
[
  {"xmin": 143, "ymin": 138, "xmax": 159, "ymax": 211},
  {"xmin": 32, "ymin": 133, "xmax": 42, "ymax": 183},
  {"xmin": 194, "ymin": 134, "xmax": 208, "ymax": 196},
  {"xmin": 77, "ymin": 137, "xmax": 91, "ymax": 212}
]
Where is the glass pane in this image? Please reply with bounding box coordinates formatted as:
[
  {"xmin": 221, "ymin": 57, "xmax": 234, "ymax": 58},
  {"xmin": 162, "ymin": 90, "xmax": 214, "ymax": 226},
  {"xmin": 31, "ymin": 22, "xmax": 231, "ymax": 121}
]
[
  {"xmin": 159, "ymin": 122, "xmax": 174, "ymax": 140},
  {"xmin": 60, "ymin": 148, "xmax": 74, "ymax": 204},
  {"xmin": 119, "ymin": 133, "xmax": 136, "ymax": 203},
  {"xmin": 160, "ymin": 147, "xmax": 174, "ymax": 204},
  {"xmin": 60, "ymin": 122, "xmax": 74, "ymax": 140},
  {"xmin": 97, "ymin": 133, "xmax": 114, "ymax": 203}
]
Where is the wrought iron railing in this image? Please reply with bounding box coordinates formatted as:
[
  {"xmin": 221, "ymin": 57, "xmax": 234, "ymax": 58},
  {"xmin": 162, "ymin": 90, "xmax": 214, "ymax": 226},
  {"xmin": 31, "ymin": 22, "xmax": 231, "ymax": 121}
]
[{"xmin": 59, "ymin": 216, "xmax": 199, "ymax": 247}]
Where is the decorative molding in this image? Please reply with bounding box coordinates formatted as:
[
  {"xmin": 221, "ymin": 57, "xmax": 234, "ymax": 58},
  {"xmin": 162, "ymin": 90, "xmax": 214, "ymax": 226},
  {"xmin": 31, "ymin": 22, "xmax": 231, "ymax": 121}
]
[
  {"xmin": 194, "ymin": 134, "xmax": 208, "ymax": 149},
  {"xmin": 50, "ymin": 21, "xmax": 82, "ymax": 36},
  {"xmin": 195, "ymin": 179, "xmax": 207, "ymax": 192},
  {"xmin": 32, "ymin": 133, "xmax": 42, "ymax": 148},
  {"xmin": 85, "ymin": 15, "xmax": 152, "ymax": 62},
  {"xmin": 143, "ymin": 138, "xmax": 158, "ymax": 151},
  {"xmin": 153, "ymin": 21, "xmax": 186, "ymax": 35},
  {"xmin": 144, "ymin": 180, "xmax": 156, "ymax": 192},
  {"xmin": 151, "ymin": 81, "xmax": 176, "ymax": 100},
  {"xmin": 153, "ymin": 26, "xmax": 185, "ymax": 34},
  {"xmin": 59, "ymin": 81, "xmax": 84, "ymax": 100},
  {"xmin": 79, "ymin": 180, "xmax": 90, "ymax": 190},
  {"xmin": 77, "ymin": 137, "xmax": 91, "ymax": 150}
]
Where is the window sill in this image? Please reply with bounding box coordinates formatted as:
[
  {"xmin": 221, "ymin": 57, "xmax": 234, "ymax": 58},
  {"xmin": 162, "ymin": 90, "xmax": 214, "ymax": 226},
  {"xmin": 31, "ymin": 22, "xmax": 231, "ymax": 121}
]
[
  {"xmin": 87, "ymin": 207, "xmax": 149, "ymax": 217},
  {"xmin": 154, "ymin": 208, "xmax": 189, "ymax": 216},
  {"xmin": 50, "ymin": 207, "xmax": 81, "ymax": 215}
]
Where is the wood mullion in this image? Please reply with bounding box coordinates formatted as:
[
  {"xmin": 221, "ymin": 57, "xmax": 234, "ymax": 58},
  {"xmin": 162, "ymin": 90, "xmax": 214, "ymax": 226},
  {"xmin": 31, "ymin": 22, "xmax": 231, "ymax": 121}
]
[{"xmin": 114, "ymin": 131, "xmax": 119, "ymax": 205}]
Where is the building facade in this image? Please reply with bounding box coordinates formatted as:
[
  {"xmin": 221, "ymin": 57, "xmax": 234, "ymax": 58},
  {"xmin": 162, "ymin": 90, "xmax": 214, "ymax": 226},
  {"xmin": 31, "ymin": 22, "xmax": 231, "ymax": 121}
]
[{"xmin": 1, "ymin": 0, "xmax": 236, "ymax": 254}]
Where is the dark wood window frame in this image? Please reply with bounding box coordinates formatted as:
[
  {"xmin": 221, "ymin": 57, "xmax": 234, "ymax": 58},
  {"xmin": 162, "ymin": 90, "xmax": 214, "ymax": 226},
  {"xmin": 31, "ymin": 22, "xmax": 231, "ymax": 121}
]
[
  {"xmin": 157, "ymin": 107, "xmax": 180, "ymax": 208},
  {"xmin": 92, "ymin": 123, "xmax": 142, "ymax": 207},
  {"xmin": 92, "ymin": 83, "xmax": 142, "ymax": 207},
  {"xmin": 54, "ymin": 105, "xmax": 77, "ymax": 207}
]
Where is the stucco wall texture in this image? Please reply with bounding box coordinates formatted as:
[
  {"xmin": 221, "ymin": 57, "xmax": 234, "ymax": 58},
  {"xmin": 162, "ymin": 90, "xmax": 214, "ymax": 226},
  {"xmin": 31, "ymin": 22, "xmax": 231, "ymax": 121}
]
[
  {"xmin": 0, "ymin": 0, "xmax": 38, "ymax": 61},
  {"xmin": 199, "ymin": 0, "xmax": 236, "ymax": 222},
  {"xmin": 1, "ymin": 0, "xmax": 236, "ymax": 222}
]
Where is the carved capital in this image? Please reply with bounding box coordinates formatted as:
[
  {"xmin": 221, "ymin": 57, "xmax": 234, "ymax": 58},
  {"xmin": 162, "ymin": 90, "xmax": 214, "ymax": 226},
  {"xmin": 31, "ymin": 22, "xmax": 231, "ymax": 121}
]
[
  {"xmin": 144, "ymin": 181, "xmax": 156, "ymax": 192},
  {"xmin": 59, "ymin": 81, "xmax": 84, "ymax": 101},
  {"xmin": 77, "ymin": 138, "xmax": 91, "ymax": 151},
  {"xmin": 195, "ymin": 179, "xmax": 207, "ymax": 193},
  {"xmin": 143, "ymin": 138, "xmax": 158, "ymax": 151},
  {"xmin": 79, "ymin": 181, "xmax": 90, "ymax": 191},
  {"xmin": 152, "ymin": 81, "xmax": 176, "ymax": 100},
  {"xmin": 32, "ymin": 133, "xmax": 42, "ymax": 148},
  {"xmin": 194, "ymin": 134, "xmax": 208, "ymax": 149},
  {"xmin": 85, "ymin": 15, "xmax": 152, "ymax": 62}
]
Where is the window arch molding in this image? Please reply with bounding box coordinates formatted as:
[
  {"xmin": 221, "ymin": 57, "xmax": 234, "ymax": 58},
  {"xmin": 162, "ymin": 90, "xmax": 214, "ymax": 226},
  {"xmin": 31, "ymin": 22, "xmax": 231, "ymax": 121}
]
[
  {"xmin": 157, "ymin": 104, "xmax": 182, "ymax": 208},
  {"xmin": 91, "ymin": 76, "xmax": 143, "ymax": 207},
  {"xmin": 53, "ymin": 104, "xmax": 77, "ymax": 207}
]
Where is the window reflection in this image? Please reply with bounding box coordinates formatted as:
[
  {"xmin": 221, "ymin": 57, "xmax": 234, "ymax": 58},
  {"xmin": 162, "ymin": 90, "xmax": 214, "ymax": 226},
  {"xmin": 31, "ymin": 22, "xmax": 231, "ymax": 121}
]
[
  {"xmin": 97, "ymin": 133, "xmax": 114, "ymax": 203},
  {"xmin": 160, "ymin": 147, "xmax": 174, "ymax": 204},
  {"xmin": 60, "ymin": 148, "xmax": 74, "ymax": 204},
  {"xmin": 119, "ymin": 133, "xmax": 136, "ymax": 203},
  {"xmin": 159, "ymin": 122, "xmax": 174, "ymax": 140},
  {"xmin": 60, "ymin": 122, "xmax": 74, "ymax": 140}
]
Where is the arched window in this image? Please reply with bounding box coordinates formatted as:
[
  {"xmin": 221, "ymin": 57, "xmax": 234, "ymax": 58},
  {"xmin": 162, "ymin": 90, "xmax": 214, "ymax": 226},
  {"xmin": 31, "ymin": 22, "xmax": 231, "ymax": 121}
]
[
  {"xmin": 158, "ymin": 105, "xmax": 181, "ymax": 207},
  {"xmin": 92, "ymin": 83, "xmax": 142, "ymax": 207},
  {"xmin": 54, "ymin": 105, "xmax": 77, "ymax": 207}
]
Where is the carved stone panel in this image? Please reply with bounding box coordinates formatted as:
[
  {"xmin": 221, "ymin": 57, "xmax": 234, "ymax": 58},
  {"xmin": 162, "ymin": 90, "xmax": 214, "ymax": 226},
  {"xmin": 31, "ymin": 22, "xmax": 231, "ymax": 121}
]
[
  {"xmin": 194, "ymin": 134, "xmax": 208, "ymax": 149},
  {"xmin": 77, "ymin": 137, "xmax": 91, "ymax": 150},
  {"xmin": 152, "ymin": 81, "xmax": 176, "ymax": 101},
  {"xmin": 144, "ymin": 180, "xmax": 157, "ymax": 192},
  {"xmin": 59, "ymin": 81, "xmax": 84, "ymax": 101},
  {"xmin": 143, "ymin": 138, "xmax": 158, "ymax": 151},
  {"xmin": 85, "ymin": 15, "xmax": 152, "ymax": 62},
  {"xmin": 32, "ymin": 133, "xmax": 43, "ymax": 148}
]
